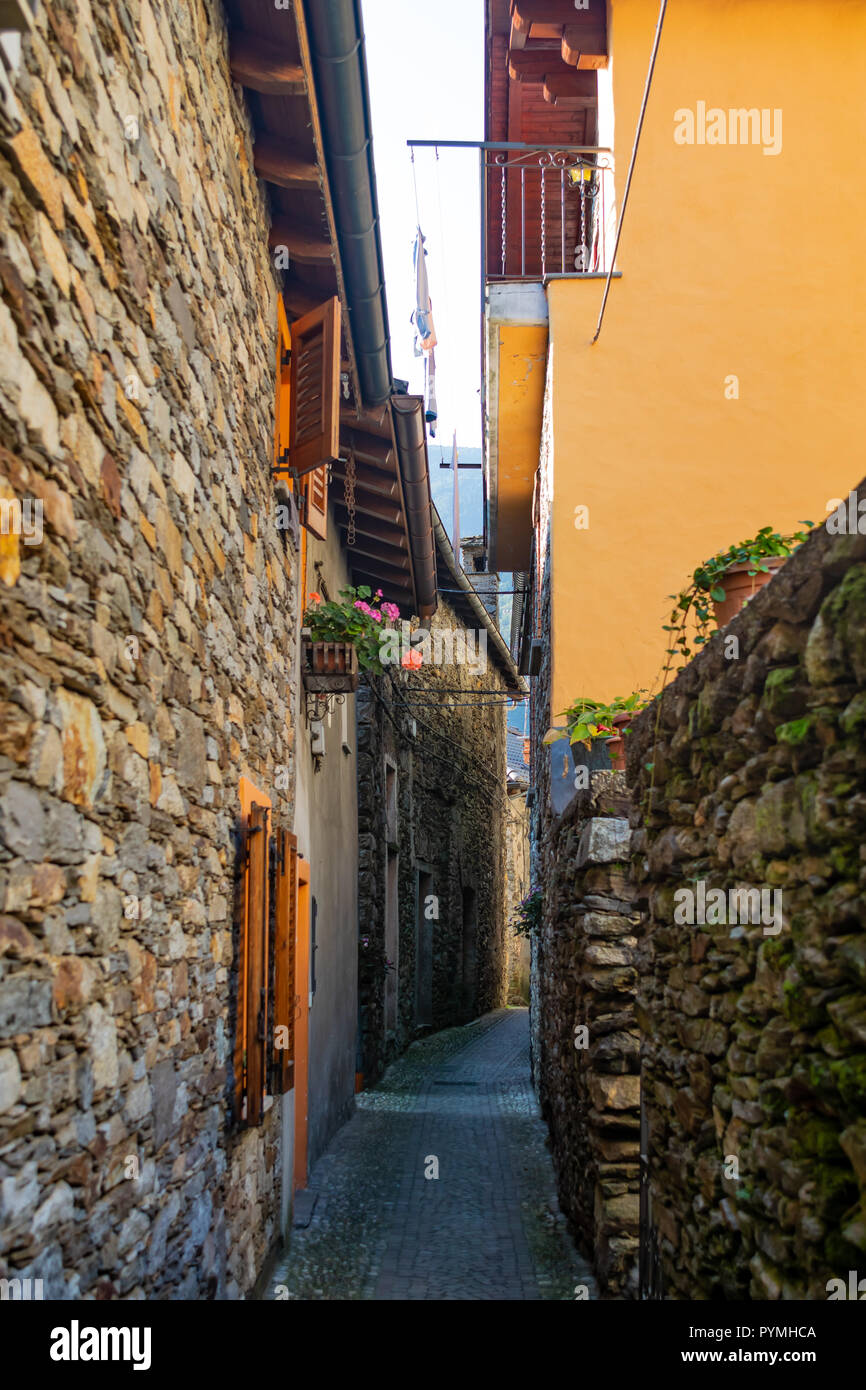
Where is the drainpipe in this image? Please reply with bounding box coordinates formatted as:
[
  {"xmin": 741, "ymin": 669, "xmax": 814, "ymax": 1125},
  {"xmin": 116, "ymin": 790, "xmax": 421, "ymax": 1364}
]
[
  {"xmin": 430, "ymin": 507, "xmax": 527, "ymax": 700},
  {"xmin": 390, "ymin": 396, "xmax": 437, "ymax": 619},
  {"xmin": 304, "ymin": 0, "xmax": 392, "ymax": 406}
]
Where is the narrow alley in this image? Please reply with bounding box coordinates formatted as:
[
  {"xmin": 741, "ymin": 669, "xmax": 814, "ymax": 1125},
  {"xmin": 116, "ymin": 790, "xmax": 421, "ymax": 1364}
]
[{"xmin": 267, "ymin": 1010, "xmax": 596, "ymax": 1301}]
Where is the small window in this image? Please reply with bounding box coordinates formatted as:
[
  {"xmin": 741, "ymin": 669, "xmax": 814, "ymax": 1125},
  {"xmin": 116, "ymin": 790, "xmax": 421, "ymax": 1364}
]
[
  {"xmin": 273, "ymin": 827, "xmax": 298, "ymax": 1095},
  {"xmin": 235, "ymin": 793, "xmax": 270, "ymax": 1127}
]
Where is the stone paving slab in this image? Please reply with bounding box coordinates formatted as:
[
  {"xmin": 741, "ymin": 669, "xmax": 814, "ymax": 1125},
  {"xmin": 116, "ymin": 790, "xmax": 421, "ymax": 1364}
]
[{"xmin": 266, "ymin": 1008, "xmax": 598, "ymax": 1301}]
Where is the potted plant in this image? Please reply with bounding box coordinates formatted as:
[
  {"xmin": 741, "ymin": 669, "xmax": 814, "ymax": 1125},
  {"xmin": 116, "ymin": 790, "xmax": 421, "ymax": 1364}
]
[
  {"xmin": 512, "ymin": 889, "xmax": 543, "ymax": 939},
  {"xmin": 301, "ymin": 586, "xmax": 401, "ymax": 692},
  {"xmin": 544, "ymin": 692, "xmax": 649, "ymax": 772},
  {"xmin": 664, "ymin": 524, "xmax": 813, "ymax": 668}
]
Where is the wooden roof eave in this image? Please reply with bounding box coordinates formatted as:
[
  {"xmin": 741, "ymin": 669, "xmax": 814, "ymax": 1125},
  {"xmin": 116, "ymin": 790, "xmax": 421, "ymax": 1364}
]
[{"xmin": 227, "ymin": 0, "xmax": 363, "ymax": 411}]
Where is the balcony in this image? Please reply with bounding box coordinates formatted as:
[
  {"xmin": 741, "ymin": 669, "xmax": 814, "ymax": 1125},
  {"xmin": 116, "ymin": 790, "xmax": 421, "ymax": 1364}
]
[{"xmin": 483, "ymin": 143, "xmax": 615, "ymax": 283}]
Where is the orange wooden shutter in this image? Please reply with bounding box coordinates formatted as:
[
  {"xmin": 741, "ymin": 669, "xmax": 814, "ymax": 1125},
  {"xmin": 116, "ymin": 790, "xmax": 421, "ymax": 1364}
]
[
  {"xmin": 233, "ymin": 820, "xmax": 249, "ymax": 1124},
  {"xmin": 300, "ymin": 465, "xmax": 328, "ymax": 541},
  {"xmin": 244, "ymin": 802, "xmax": 270, "ymax": 1126},
  {"xmin": 274, "ymin": 828, "xmax": 298, "ymax": 1093},
  {"xmin": 289, "ymin": 296, "xmax": 341, "ymax": 478},
  {"xmin": 274, "ymin": 295, "xmax": 292, "ymax": 477}
]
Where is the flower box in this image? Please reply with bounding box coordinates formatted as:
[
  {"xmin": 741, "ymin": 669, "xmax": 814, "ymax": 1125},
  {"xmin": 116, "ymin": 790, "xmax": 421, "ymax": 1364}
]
[{"xmin": 301, "ymin": 637, "xmax": 359, "ymax": 693}]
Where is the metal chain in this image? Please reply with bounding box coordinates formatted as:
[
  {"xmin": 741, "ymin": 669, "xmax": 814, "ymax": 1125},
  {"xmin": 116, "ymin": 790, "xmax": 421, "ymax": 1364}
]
[
  {"xmin": 344, "ymin": 453, "xmax": 356, "ymax": 547},
  {"xmin": 500, "ymin": 160, "xmax": 507, "ymax": 275},
  {"xmin": 540, "ymin": 162, "xmax": 546, "ymax": 279},
  {"xmin": 578, "ymin": 162, "xmax": 588, "ymax": 272}
]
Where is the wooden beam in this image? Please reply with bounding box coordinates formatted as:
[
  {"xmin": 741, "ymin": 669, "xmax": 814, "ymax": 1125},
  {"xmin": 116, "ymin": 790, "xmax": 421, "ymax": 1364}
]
[
  {"xmin": 253, "ymin": 135, "xmax": 319, "ymax": 189},
  {"xmin": 332, "ymin": 493, "xmax": 402, "ymax": 526},
  {"xmin": 339, "ymin": 534, "xmax": 408, "ymax": 566},
  {"xmin": 561, "ymin": 24, "xmax": 608, "ymax": 69},
  {"xmin": 508, "ymin": 52, "xmax": 597, "ymax": 94},
  {"xmin": 509, "ymin": 10, "xmax": 529, "ymax": 50},
  {"xmin": 341, "ymin": 405, "xmax": 389, "ymax": 430},
  {"xmin": 229, "ymin": 32, "xmax": 306, "ymax": 95},
  {"xmin": 332, "ymin": 509, "xmax": 407, "ymax": 547},
  {"xmin": 349, "ymin": 558, "xmax": 414, "ymax": 591},
  {"xmin": 513, "ymin": 0, "xmax": 602, "ymax": 24},
  {"xmin": 543, "ymin": 73, "xmax": 596, "ymax": 105},
  {"xmin": 342, "ymin": 429, "xmax": 395, "ymax": 470},
  {"xmin": 332, "ymin": 461, "xmax": 398, "ymax": 499},
  {"xmin": 281, "ymin": 276, "xmax": 331, "ymax": 317},
  {"xmin": 268, "ymin": 220, "xmax": 333, "ymax": 264}
]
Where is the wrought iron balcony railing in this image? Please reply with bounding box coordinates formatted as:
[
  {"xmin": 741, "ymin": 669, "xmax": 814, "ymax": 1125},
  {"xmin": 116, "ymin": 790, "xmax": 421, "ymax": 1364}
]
[{"xmin": 483, "ymin": 143, "xmax": 615, "ymax": 282}]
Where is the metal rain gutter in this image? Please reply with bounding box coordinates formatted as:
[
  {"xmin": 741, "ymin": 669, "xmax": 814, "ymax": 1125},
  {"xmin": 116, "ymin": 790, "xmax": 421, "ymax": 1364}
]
[
  {"xmin": 304, "ymin": 0, "xmax": 392, "ymax": 406},
  {"xmin": 430, "ymin": 506, "xmax": 527, "ymax": 700},
  {"xmin": 390, "ymin": 396, "xmax": 438, "ymax": 619}
]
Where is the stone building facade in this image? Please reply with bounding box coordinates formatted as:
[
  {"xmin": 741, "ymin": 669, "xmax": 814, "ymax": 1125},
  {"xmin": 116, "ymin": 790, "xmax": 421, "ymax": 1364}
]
[
  {"xmin": 528, "ymin": 473, "xmax": 866, "ymax": 1300},
  {"xmin": 533, "ymin": 773, "xmax": 641, "ymax": 1296},
  {"xmin": 629, "ymin": 484, "xmax": 866, "ymax": 1300},
  {"xmin": 0, "ymin": 0, "xmax": 297, "ymax": 1297},
  {"xmin": 355, "ymin": 526, "xmax": 523, "ymax": 1086}
]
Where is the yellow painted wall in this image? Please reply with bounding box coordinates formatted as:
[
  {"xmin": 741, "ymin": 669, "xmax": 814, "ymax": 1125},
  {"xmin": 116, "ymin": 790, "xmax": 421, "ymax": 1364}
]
[
  {"xmin": 496, "ymin": 323, "xmax": 548, "ymax": 570},
  {"xmin": 549, "ymin": 0, "xmax": 866, "ymax": 721}
]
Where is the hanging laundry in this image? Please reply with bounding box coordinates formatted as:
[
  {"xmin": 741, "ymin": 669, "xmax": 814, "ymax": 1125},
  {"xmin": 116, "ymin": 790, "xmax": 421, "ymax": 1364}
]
[
  {"xmin": 412, "ymin": 229, "xmax": 437, "ymax": 353},
  {"xmin": 425, "ymin": 348, "xmax": 438, "ymax": 438}
]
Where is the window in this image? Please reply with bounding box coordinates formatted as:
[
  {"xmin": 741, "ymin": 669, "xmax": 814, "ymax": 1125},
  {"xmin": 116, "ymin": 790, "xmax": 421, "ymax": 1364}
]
[
  {"xmin": 273, "ymin": 294, "xmax": 341, "ymax": 543},
  {"xmin": 273, "ymin": 826, "xmax": 298, "ymax": 1094},
  {"xmin": 235, "ymin": 782, "xmax": 298, "ymax": 1125},
  {"xmin": 235, "ymin": 789, "xmax": 270, "ymax": 1126}
]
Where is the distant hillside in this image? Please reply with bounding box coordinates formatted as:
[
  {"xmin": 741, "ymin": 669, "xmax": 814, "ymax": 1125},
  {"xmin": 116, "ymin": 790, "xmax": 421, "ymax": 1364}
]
[{"xmin": 428, "ymin": 442, "xmax": 483, "ymax": 539}]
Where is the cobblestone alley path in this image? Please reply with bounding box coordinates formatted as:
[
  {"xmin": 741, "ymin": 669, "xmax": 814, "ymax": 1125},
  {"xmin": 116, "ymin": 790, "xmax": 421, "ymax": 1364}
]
[{"xmin": 267, "ymin": 1008, "xmax": 597, "ymax": 1300}]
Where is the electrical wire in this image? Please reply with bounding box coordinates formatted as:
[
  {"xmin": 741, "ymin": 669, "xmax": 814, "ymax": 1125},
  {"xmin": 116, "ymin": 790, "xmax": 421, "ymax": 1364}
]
[{"xmin": 592, "ymin": 0, "xmax": 670, "ymax": 344}]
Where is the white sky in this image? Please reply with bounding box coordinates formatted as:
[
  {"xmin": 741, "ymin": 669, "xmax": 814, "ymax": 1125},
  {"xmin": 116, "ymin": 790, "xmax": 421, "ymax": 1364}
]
[{"xmin": 362, "ymin": 0, "xmax": 484, "ymax": 446}]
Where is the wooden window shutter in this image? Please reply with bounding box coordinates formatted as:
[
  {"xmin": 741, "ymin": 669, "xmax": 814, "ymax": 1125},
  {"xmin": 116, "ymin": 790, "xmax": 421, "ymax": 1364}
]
[
  {"xmin": 289, "ymin": 296, "xmax": 341, "ymax": 478},
  {"xmin": 300, "ymin": 465, "xmax": 328, "ymax": 541},
  {"xmin": 274, "ymin": 295, "xmax": 292, "ymax": 477},
  {"xmin": 273, "ymin": 827, "xmax": 298, "ymax": 1093},
  {"xmin": 242, "ymin": 802, "xmax": 270, "ymax": 1127}
]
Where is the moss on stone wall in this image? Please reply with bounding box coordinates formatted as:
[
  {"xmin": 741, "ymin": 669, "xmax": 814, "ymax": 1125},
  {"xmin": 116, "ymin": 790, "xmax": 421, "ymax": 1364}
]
[{"xmin": 629, "ymin": 494, "xmax": 866, "ymax": 1299}]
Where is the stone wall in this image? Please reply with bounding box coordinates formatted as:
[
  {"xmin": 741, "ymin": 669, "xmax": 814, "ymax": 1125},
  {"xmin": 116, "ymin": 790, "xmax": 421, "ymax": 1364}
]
[
  {"xmin": 356, "ymin": 597, "xmax": 509, "ymax": 1085},
  {"xmin": 533, "ymin": 770, "xmax": 641, "ymax": 1295},
  {"xmin": 526, "ymin": 356, "xmax": 640, "ymax": 1295},
  {"xmin": 629, "ymin": 485, "xmax": 866, "ymax": 1299},
  {"xmin": 0, "ymin": 0, "xmax": 296, "ymax": 1298}
]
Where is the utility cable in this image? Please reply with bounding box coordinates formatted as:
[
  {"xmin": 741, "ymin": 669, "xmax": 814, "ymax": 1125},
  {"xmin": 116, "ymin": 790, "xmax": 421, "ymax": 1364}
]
[{"xmin": 592, "ymin": 0, "xmax": 669, "ymax": 344}]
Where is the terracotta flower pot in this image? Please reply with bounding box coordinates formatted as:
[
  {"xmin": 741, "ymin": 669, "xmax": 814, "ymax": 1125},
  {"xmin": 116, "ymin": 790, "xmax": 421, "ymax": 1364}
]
[
  {"xmin": 301, "ymin": 638, "xmax": 359, "ymax": 692},
  {"xmin": 605, "ymin": 712, "xmax": 632, "ymax": 772},
  {"xmin": 712, "ymin": 558, "xmax": 786, "ymax": 628}
]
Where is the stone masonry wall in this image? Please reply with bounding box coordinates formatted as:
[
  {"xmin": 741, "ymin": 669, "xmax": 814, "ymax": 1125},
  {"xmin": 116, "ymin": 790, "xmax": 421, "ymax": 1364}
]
[
  {"xmin": 0, "ymin": 0, "xmax": 297, "ymax": 1298},
  {"xmin": 356, "ymin": 596, "xmax": 509, "ymax": 1085},
  {"xmin": 629, "ymin": 482, "xmax": 866, "ymax": 1299},
  {"xmin": 535, "ymin": 771, "xmax": 641, "ymax": 1296},
  {"xmin": 528, "ymin": 353, "xmax": 640, "ymax": 1295}
]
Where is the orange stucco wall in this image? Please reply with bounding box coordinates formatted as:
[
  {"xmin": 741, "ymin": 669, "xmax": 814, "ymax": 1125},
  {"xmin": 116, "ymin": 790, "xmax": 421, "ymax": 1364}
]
[
  {"xmin": 548, "ymin": 0, "xmax": 866, "ymax": 720},
  {"xmin": 496, "ymin": 322, "xmax": 548, "ymax": 570}
]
